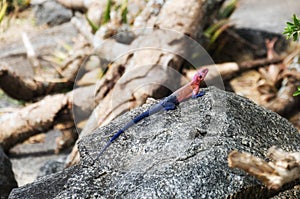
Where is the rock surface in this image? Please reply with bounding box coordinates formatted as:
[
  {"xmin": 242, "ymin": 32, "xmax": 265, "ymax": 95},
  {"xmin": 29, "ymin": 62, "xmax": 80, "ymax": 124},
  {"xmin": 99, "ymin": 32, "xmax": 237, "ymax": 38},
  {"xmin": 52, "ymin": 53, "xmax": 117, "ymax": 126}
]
[
  {"xmin": 213, "ymin": 0, "xmax": 300, "ymax": 62},
  {"xmin": 9, "ymin": 86, "xmax": 300, "ymax": 198},
  {"xmin": 230, "ymin": 0, "xmax": 300, "ymax": 34},
  {"xmin": 0, "ymin": 22, "xmax": 78, "ymax": 76},
  {"xmin": 9, "ymin": 129, "xmax": 68, "ymax": 186},
  {"xmin": 33, "ymin": 0, "xmax": 72, "ymax": 26},
  {"xmin": 0, "ymin": 147, "xmax": 17, "ymax": 199}
]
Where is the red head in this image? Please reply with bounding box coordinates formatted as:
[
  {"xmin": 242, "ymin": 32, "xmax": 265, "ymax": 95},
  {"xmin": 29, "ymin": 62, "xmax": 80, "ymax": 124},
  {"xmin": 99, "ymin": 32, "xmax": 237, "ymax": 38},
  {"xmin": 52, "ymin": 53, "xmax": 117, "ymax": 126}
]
[
  {"xmin": 192, "ymin": 68, "xmax": 208, "ymax": 85},
  {"xmin": 174, "ymin": 68, "xmax": 209, "ymax": 102},
  {"xmin": 190, "ymin": 68, "xmax": 208, "ymax": 96}
]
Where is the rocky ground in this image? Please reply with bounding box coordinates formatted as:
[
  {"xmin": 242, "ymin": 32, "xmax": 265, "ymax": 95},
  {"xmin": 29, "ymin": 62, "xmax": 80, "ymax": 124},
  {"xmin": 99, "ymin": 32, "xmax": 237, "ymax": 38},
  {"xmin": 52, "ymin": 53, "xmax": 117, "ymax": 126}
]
[{"xmin": 1, "ymin": 0, "xmax": 300, "ymax": 198}]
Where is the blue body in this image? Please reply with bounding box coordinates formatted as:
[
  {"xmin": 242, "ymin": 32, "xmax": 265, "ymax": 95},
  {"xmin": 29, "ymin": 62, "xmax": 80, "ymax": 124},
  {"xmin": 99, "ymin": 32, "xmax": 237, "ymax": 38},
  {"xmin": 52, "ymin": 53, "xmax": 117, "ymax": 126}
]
[{"xmin": 93, "ymin": 91, "xmax": 205, "ymax": 163}]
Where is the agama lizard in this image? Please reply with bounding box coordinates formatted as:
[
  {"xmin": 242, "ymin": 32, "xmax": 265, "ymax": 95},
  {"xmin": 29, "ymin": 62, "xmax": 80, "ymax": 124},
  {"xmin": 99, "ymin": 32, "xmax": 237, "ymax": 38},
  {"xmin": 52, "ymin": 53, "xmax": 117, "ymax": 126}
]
[{"xmin": 93, "ymin": 68, "xmax": 208, "ymax": 164}]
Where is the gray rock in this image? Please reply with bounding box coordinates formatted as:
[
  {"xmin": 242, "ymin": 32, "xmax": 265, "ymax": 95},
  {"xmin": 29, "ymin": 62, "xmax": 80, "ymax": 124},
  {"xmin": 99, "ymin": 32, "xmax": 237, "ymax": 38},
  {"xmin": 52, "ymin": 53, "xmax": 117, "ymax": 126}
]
[
  {"xmin": 37, "ymin": 158, "xmax": 65, "ymax": 179},
  {"xmin": 270, "ymin": 185, "xmax": 300, "ymax": 199},
  {"xmin": 9, "ymin": 87, "xmax": 300, "ymax": 198},
  {"xmin": 33, "ymin": 0, "xmax": 72, "ymax": 26},
  {"xmin": 0, "ymin": 147, "xmax": 17, "ymax": 199},
  {"xmin": 0, "ymin": 22, "xmax": 79, "ymax": 79},
  {"xmin": 213, "ymin": 0, "xmax": 300, "ymax": 61},
  {"xmin": 114, "ymin": 26, "xmax": 136, "ymax": 45},
  {"xmin": 230, "ymin": 0, "xmax": 300, "ymax": 35},
  {"xmin": 9, "ymin": 129, "xmax": 68, "ymax": 186}
]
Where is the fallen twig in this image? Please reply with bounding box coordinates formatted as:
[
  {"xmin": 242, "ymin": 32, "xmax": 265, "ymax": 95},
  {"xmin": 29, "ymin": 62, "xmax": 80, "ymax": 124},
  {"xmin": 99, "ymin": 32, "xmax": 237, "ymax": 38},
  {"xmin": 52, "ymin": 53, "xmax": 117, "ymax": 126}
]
[
  {"xmin": 185, "ymin": 56, "xmax": 283, "ymax": 82},
  {"xmin": 0, "ymin": 62, "xmax": 73, "ymax": 100},
  {"xmin": 21, "ymin": 32, "xmax": 41, "ymax": 69},
  {"xmin": 228, "ymin": 146, "xmax": 300, "ymax": 190},
  {"xmin": 0, "ymin": 85, "xmax": 95, "ymax": 153},
  {"xmin": 0, "ymin": 94, "xmax": 68, "ymax": 152},
  {"xmin": 239, "ymin": 57, "xmax": 283, "ymax": 71}
]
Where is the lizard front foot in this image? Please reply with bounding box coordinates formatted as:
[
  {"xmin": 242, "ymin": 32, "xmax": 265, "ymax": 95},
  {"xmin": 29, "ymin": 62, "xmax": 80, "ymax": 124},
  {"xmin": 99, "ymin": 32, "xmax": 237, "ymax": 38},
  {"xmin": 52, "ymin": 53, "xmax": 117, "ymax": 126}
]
[{"xmin": 192, "ymin": 91, "xmax": 205, "ymax": 99}]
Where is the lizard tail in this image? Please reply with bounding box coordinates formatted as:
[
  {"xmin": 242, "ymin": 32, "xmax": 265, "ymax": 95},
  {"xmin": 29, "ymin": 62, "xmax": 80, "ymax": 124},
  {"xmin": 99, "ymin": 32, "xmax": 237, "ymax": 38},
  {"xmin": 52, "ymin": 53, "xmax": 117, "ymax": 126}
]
[
  {"xmin": 93, "ymin": 109, "xmax": 157, "ymax": 163},
  {"xmin": 92, "ymin": 140, "xmax": 113, "ymax": 165},
  {"xmin": 92, "ymin": 128, "xmax": 126, "ymax": 164}
]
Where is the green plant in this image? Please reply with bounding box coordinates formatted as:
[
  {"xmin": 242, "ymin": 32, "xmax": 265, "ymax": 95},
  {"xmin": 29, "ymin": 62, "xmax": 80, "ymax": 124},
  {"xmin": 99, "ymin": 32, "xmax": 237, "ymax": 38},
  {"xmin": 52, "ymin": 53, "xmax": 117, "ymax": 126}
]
[
  {"xmin": 283, "ymin": 14, "xmax": 300, "ymax": 41},
  {"xmin": 103, "ymin": 0, "xmax": 112, "ymax": 24},
  {"xmin": 0, "ymin": 0, "xmax": 30, "ymax": 25},
  {"xmin": 0, "ymin": 0, "xmax": 8, "ymax": 24},
  {"xmin": 203, "ymin": 0, "xmax": 237, "ymax": 45},
  {"xmin": 203, "ymin": 19, "xmax": 230, "ymax": 44},
  {"xmin": 284, "ymin": 15, "xmax": 300, "ymax": 96},
  {"xmin": 217, "ymin": 0, "xmax": 237, "ymax": 19},
  {"xmin": 86, "ymin": 15, "xmax": 99, "ymax": 33},
  {"xmin": 293, "ymin": 86, "xmax": 300, "ymax": 97},
  {"xmin": 120, "ymin": 0, "xmax": 128, "ymax": 23}
]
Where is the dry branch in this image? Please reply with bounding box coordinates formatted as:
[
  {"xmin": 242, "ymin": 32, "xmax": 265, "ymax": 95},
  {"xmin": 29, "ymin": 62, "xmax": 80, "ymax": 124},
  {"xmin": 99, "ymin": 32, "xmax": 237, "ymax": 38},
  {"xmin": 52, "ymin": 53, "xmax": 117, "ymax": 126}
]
[
  {"xmin": 21, "ymin": 32, "xmax": 41, "ymax": 69},
  {"xmin": 264, "ymin": 79, "xmax": 297, "ymax": 116},
  {"xmin": 0, "ymin": 63, "xmax": 73, "ymax": 101},
  {"xmin": 239, "ymin": 57, "xmax": 283, "ymax": 71},
  {"xmin": 228, "ymin": 147, "xmax": 300, "ymax": 190},
  {"xmin": 0, "ymin": 94, "xmax": 68, "ymax": 152},
  {"xmin": 0, "ymin": 36, "xmax": 90, "ymax": 101},
  {"xmin": 0, "ymin": 22, "xmax": 90, "ymax": 101},
  {"xmin": 0, "ymin": 85, "xmax": 96, "ymax": 153},
  {"xmin": 185, "ymin": 56, "xmax": 283, "ymax": 83},
  {"xmin": 227, "ymin": 36, "xmax": 299, "ymax": 116}
]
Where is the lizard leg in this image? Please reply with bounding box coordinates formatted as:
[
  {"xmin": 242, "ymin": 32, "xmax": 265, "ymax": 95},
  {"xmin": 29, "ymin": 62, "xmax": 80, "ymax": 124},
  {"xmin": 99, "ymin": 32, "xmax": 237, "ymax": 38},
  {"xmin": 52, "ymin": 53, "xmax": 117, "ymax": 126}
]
[
  {"xmin": 160, "ymin": 95, "xmax": 178, "ymax": 111},
  {"xmin": 162, "ymin": 101, "xmax": 177, "ymax": 111},
  {"xmin": 191, "ymin": 91, "xmax": 205, "ymax": 99}
]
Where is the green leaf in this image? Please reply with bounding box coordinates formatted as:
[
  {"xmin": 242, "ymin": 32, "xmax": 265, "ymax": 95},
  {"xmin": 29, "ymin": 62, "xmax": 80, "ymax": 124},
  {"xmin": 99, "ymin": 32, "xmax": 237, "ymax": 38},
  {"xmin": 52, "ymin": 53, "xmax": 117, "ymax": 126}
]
[
  {"xmin": 283, "ymin": 14, "xmax": 300, "ymax": 41},
  {"xmin": 293, "ymin": 86, "xmax": 300, "ymax": 96},
  {"xmin": 120, "ymin": 0, "xmax": 128, "ymax": 23},
  {"xmin": 86, "ymin": 14, "xmax": 99, "ymax": 33},
  {"xmin": 210, "ymin": 24, "xmax": 227, "ymax": 44},
  {"xmin": 283, "ymin": 28, "xmax": 291, "ymax": 34},
  {"xmin": 103, "ymin": 0, "xmax": 112, "ymax": 24},
  {"xmin": 293, "ymin": 32, "xmax": 298, "ymax": 41},
  {"xmin": 0, "ymin": 0, "xmax": 8, "ymax": 24},
  {"xmin": 293, "ymin": 14, "xmax": 300, "ymax": 27},
  {"xmin": 293, "ymin": 91, "xmax": 300, "ymax": 96},
  {"xmin": 203, "ymin": 19, "xmax": 229, "ymax": 38},
  {"xmin": 218, "ymin": 0, "xmax": 237, "ymax": 19}
]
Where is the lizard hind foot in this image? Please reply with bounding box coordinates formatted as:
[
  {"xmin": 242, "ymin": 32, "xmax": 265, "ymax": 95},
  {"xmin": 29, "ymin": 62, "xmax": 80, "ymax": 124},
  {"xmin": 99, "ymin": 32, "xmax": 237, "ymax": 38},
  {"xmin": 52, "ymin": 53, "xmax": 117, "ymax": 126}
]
[
  {"xmin": 163, "ymin": 102, "xmax": 177, "ymax": 111},
  {"xmin": 161, "ymin": 95, "xmax": 179, "ymax": 111}
]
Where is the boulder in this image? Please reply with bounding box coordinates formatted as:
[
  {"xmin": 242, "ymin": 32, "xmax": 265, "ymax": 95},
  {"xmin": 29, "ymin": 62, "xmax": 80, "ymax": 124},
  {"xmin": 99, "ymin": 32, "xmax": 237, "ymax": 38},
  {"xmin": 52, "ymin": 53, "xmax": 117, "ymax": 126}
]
[
  {"xmin": 0, "ymin": 147, "xmax": 17, "ymax": 199},
  {"xmin": 213, "ymin": 0, "xmax": 300, "ymax": 61},
  {"xmin": 230, "ymin": 0, "xmax": 300, "ymax": 35},
  {"xmin": 9, "ymin": 86, "xmax": 300, "ymax": 198},
  {"xmin": 33, "ymin": 0, "xmax": 72, "ymax": 26}
]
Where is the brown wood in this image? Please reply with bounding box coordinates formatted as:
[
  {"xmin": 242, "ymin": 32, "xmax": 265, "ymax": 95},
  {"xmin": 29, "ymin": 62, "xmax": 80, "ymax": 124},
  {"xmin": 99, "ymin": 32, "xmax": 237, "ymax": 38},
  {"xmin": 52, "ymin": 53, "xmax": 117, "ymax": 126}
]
[
  {"xmin": 0, "ymin": 94, "xmax": 68, "ymax": 152},
  {"xmin": 0, "ymin": 63, "xmax": 73, "ymax": 101},
  {"xmin": 228, "ymin": 147, "xmax": 300, "ymax": 190},
  {"xmin": 0, "ymin": 85, "xmax": 96, "ymax": 153}
]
